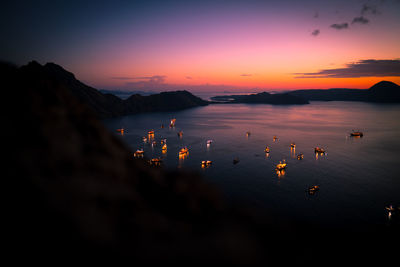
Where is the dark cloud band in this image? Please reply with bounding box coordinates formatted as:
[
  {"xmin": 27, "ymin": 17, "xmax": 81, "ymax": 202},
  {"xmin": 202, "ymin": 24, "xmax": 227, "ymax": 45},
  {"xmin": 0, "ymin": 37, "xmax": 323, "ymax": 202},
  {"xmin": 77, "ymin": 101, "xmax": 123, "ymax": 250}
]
[{"xmin": 294, "ymin": 59, "xmax": 400, "ymax": 78}]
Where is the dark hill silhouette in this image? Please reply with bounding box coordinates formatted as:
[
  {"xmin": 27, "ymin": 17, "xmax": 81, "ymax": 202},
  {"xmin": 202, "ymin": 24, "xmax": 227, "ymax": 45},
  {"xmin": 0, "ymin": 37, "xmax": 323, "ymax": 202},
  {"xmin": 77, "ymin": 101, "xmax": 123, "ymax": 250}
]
[
  {"xmin": 367, "ymin": 80, "xmax": 400, "ymax": 102},
  {"xmin": 289, "ymin": 81, "xmax": 400, "ymax": 103},
  {"xmin": 18, "ymin": 61, "xmax": 208, "ymax": 118}
]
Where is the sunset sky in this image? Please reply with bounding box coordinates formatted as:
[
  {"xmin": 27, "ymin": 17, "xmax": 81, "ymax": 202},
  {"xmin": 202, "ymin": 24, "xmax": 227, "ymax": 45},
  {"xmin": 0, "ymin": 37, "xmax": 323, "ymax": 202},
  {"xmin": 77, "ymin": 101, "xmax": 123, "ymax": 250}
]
[{"xmin": 1, "ymin": 0, "xmax": 400, "ymax": 92}]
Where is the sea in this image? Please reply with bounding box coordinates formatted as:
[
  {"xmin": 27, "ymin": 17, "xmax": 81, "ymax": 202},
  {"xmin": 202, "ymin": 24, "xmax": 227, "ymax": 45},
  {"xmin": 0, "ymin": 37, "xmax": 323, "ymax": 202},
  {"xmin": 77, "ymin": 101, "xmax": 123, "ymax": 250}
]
[{"xmin": 104, "ymin": 99, "xmax": 400, "ymax": 230}]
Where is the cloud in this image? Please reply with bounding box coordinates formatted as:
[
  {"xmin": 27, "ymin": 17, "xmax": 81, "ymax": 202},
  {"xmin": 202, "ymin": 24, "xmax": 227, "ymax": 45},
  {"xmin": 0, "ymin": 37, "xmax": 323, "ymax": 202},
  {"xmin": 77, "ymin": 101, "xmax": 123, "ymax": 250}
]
[
  {"xmin": 313, "ymin": 11, "xmax": 319, "ymax": 18},
  {"xmin": 294, "ymin": 59, "xmax": 400, "ymax": 78},
  {"xmin": 311, "ymin": 29, "xmax": 320, "ymax": 36},
  {"xmin": 361, "ymin": 4, "xmax": 379, "ymax": 16},
  {"xmin": 124, "ymin": 75, "xmax": 167, "ymax": 89},
  {"xmin": 330, "ymin": 23, "xmax": 349, "ymax": 30},
  {"xmin": 240, "ymin": 73, "xmax": 252, "ymax": 77},
  {"xmin": 111, "ymin": 76, "xmax": 135, "ymax": 80},
  {"xmin": 185, "ymin": 76, "xmax": 192, "ymax": 80},
  {"xmin": 352, "ymin": 16, "xmax": 369, "ymax": 24}
]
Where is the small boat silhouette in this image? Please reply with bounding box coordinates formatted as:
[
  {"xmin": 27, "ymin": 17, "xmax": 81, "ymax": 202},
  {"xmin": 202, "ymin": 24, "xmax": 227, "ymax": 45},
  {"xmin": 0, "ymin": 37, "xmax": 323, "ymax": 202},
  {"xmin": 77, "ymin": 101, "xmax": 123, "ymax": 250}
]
[
  {"xmin": 201, "ymin": 160, "xmax": 212, "ymax": 168},
  {"xmin": 133, "ymin": 149, "xmax": 144, "ymax": 158},
  {"xmin": 307, "ymin": 185, "xmax": 320, "ymax": 195},
  {"xmin": 276, "ymin": 160, "xmax": 287, "ymax": 171},
  {"xmin": 149, "ymin": 158, "xmax": 162, "ymax": 166},
  {"xmin": 350, "ymin": 130, "xmax": 363, "ymax": 137}
]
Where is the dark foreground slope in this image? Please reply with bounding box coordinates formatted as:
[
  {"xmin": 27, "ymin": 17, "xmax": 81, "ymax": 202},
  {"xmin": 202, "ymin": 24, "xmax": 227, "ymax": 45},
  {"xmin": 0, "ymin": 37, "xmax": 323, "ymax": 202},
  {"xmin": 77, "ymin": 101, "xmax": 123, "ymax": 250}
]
[
  {"xmin": 19, "ymin": 61, "xmax": 208, "ymax": 118},
  {"xmin": 2, "ymin": 62, "xmax": 398, "ymax": 264}
]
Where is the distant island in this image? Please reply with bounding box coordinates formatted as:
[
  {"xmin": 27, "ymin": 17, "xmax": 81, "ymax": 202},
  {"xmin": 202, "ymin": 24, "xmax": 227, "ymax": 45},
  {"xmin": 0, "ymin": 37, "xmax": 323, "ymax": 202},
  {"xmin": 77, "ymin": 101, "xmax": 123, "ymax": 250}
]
[
  {"xmin": 211, "ymin": 81, "xmax": 400, "ymax": 104},
  {"xmin": 211, "ymin": 92, "xmax": 309, "ymax": 105},
  {"xmin": 9, "ymin": 61, "xmax": 208, "ymax": 119}
]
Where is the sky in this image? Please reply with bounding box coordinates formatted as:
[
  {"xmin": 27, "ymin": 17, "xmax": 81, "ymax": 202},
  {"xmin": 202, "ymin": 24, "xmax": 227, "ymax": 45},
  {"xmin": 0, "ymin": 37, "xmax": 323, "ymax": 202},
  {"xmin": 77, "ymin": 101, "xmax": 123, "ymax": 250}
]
[{"xmin": 1, "ymin": 0, "xmax": 400, "ymax": 92}]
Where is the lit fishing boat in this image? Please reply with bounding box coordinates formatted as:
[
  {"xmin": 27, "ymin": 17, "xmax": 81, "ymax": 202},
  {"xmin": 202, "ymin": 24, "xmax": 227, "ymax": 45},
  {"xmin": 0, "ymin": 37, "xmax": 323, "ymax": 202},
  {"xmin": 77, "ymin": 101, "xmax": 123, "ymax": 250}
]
[
  {"xmin": 133, "ymin": 149, "xmax": 144, "ymax": 158},
  {"xmin": 177, "ymin": 131, "xmax": 183, "ymax": 138},
  {"xmin": 179, "ymin": 147, "xmax": 189, "ymax": 157},
  {"xmin": 246, "ymin": 131, "xmax": 251, "ymax": 137},
  {"xmin": 201, "ymin": 160, "xmax": 212, "ymax": 168},
  {"xmin": 350, "ymin": 131, "xmax": 363, "ymax": 137},
  {"xmin": 149, "ymin": 158, "xmax": 163, "ymax": 166},
  {"xmin": 290, "ymin": 143, "xmax": 296, "ymax": 148},
  {"xmin": 308, "ymin": 185, "xmax": 320, "ymax": 195},
  {"xmin": 162, "ymin": 144, "xmax": 167, "ymax": 151},
  {"xmin": 314, "ymin": 147, "xmax": 325, "ymax": 154},
  {"xmin": 148, "ymin": 130, "xmax": 155, "ymax": 135},
  {"xmin": 265, "ymin": 146, "xmax": 270, "ymax": 153},
  {"xmin": 276, "ymin": 160, "xmax": 287, "ymax": 171},
  {"xmin": 170, "ymin": 119, "xmax": 176, "ymax": 127},
  {"xmin": 207, "ymin": 140, "xmax": 213, "ymax": 145},
  {"xmin": 116, "ymin": 128, "xmax": 124, "ymax": 133},
  {"xmin": 160, "ymin": 139, "xmax": 167, "ymax": 144},
  {"xmin": 297, "ymin": 153, "xmax": 304, "ymax": 160}
]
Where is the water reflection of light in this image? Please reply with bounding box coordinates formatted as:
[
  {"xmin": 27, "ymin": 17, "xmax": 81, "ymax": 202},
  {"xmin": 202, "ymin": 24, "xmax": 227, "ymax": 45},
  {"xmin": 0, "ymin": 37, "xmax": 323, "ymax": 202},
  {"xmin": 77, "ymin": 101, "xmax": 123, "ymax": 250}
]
[
  {"xmin": 290, "ymin": 147, "xmax": 296, "ymax": 158},
  {"xmin": 276, "ymin": 169, "xmax": 285, "ymax": 178},
  {"xmin": 265, "ymin": 152, "xmax": 270, "ymax": 159}
]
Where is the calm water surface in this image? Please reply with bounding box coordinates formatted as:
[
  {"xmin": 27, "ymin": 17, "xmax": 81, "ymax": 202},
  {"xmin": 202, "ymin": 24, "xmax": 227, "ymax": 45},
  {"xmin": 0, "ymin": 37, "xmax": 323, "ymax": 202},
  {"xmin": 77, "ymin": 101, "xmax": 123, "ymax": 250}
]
[{"xmin": 104, "ymin": 102, "xmax": 400, "ymax": 229}]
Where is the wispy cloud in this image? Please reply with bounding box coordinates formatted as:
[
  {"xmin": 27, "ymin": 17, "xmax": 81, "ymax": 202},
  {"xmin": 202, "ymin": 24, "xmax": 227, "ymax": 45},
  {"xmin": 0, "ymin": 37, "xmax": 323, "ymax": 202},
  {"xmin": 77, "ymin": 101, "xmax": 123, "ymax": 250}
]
[
  {"xmin": 185, "ymin": 76, "xmax": 192, "ymax": 80},
  {"xmin": 330, "ymin": 23, "xmax": 349, "ymax": 30},
  {"xmin": 361, "ymin": 4, "xmax": 379, "ymax": 16},
  {"xmin": 240, "ymin": 73, "xmax": 252, "ymax": 77},
  {"xmin": 352, "ymin": 16, "xmax": 369, "ymax": 24},
  {"xmin": 123, "ymin": 75, "xmax": 167, "ymax": 89},
  {"xmin": 311, "ymin": 29, "xmax": 320, "ymax": 36},
  {"xmin": 294, "ymin": 59, "xmax": 400, "ymax": 78},
  {"xmin": 111, "ymin": 76, "xmax": 135, "ymax": 80}
]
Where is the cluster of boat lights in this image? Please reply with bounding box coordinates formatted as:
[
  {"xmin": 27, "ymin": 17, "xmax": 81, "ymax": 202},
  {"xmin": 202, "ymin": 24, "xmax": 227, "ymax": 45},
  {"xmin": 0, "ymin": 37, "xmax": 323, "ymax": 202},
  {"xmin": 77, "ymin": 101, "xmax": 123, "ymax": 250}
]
[
  {"xmin": 118, "ymin": 123, "xmax": 367, "ymax": 197},
  {"xmin": 121, "ymin": 125, "xmax": 399, "ymax": 218}
]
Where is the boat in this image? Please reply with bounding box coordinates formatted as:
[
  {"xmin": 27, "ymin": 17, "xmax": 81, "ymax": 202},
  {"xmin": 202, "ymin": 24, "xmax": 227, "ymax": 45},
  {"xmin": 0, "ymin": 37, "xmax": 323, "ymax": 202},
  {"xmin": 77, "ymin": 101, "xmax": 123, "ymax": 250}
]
[
  {"xmin": 273, "ymin": 136, "xmax": 278, "ymax": 142},
  {"xmin": 148, "ymin": 130, "xmax": 155, "ymax": 135},
  {"xmin": 170, "ymin": 119, "xmax": 176, "ymax": 127},
  {"xmin": 160, "ymin": 139, "xmax": 167, "ymax": 144},
  {"xmin": 314, "ymin": 147, "xmax": 325, "ymax": 154},
  {"xmin": 233, "ymin": 158, "xmax": 240, "ymax": 165},
  {"xmin": 133, "ymin": 149, "xmax": 144, "ymax": 158},
  {"xmin": 201, "ymin": 160, "xmax": 212, "ymax": 168},
  {"xmin": 246, "ymin": 131, "xmax": 251, "ymax": 137},
  {"xmin": 290, "ymin": 143, "xmax": 296, "ymax": 148},
  {"xmin": 177, "ymin": 131, "xmax": 183, "ymax": 138},
  {"xmin": 308, "ymin": 185, "xmax": 320, "ymax": 195},
  {"xmin": 116, "ymin": 128, "xmax": 124, "ymax": 133},
  {"xmin": 276, "ymin": 160, "xmax": 287, "ymax": 171},
  {"xmin": 162, "ymin": 144, "xmax": 167, "ymax": 151},
  {"xmin": 207, "ymin": 140, "xmax": 213, "ymax": 145},
  {"xmin": 149, "ymin": 158, "xmax": 163, "ymax": 166},
  {"xmin": 350, "ymin": 131, "xmax": 363, "ymax": 137},
  {"xmin": 179, "ymin": 147, "xmax": 189, "ymax": 157},
  {"xmin": 297, "ymin": 153, "xmax": 304, "ymax": 160},
  {"xmin": 142, "ymin": 137, "xmax": 147, "ymax": 142},
  {"xmin": 265, "ymin": 146, "xmax": 270, "ymax": 153}
]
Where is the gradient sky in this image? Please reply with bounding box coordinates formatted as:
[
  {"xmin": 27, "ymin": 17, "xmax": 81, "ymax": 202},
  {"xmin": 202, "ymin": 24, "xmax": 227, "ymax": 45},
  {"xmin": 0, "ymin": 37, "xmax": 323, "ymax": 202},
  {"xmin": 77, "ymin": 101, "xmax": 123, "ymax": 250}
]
[{"xmin": 1, "ymin": 0, "xmax": 400, "ymax": 92}]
